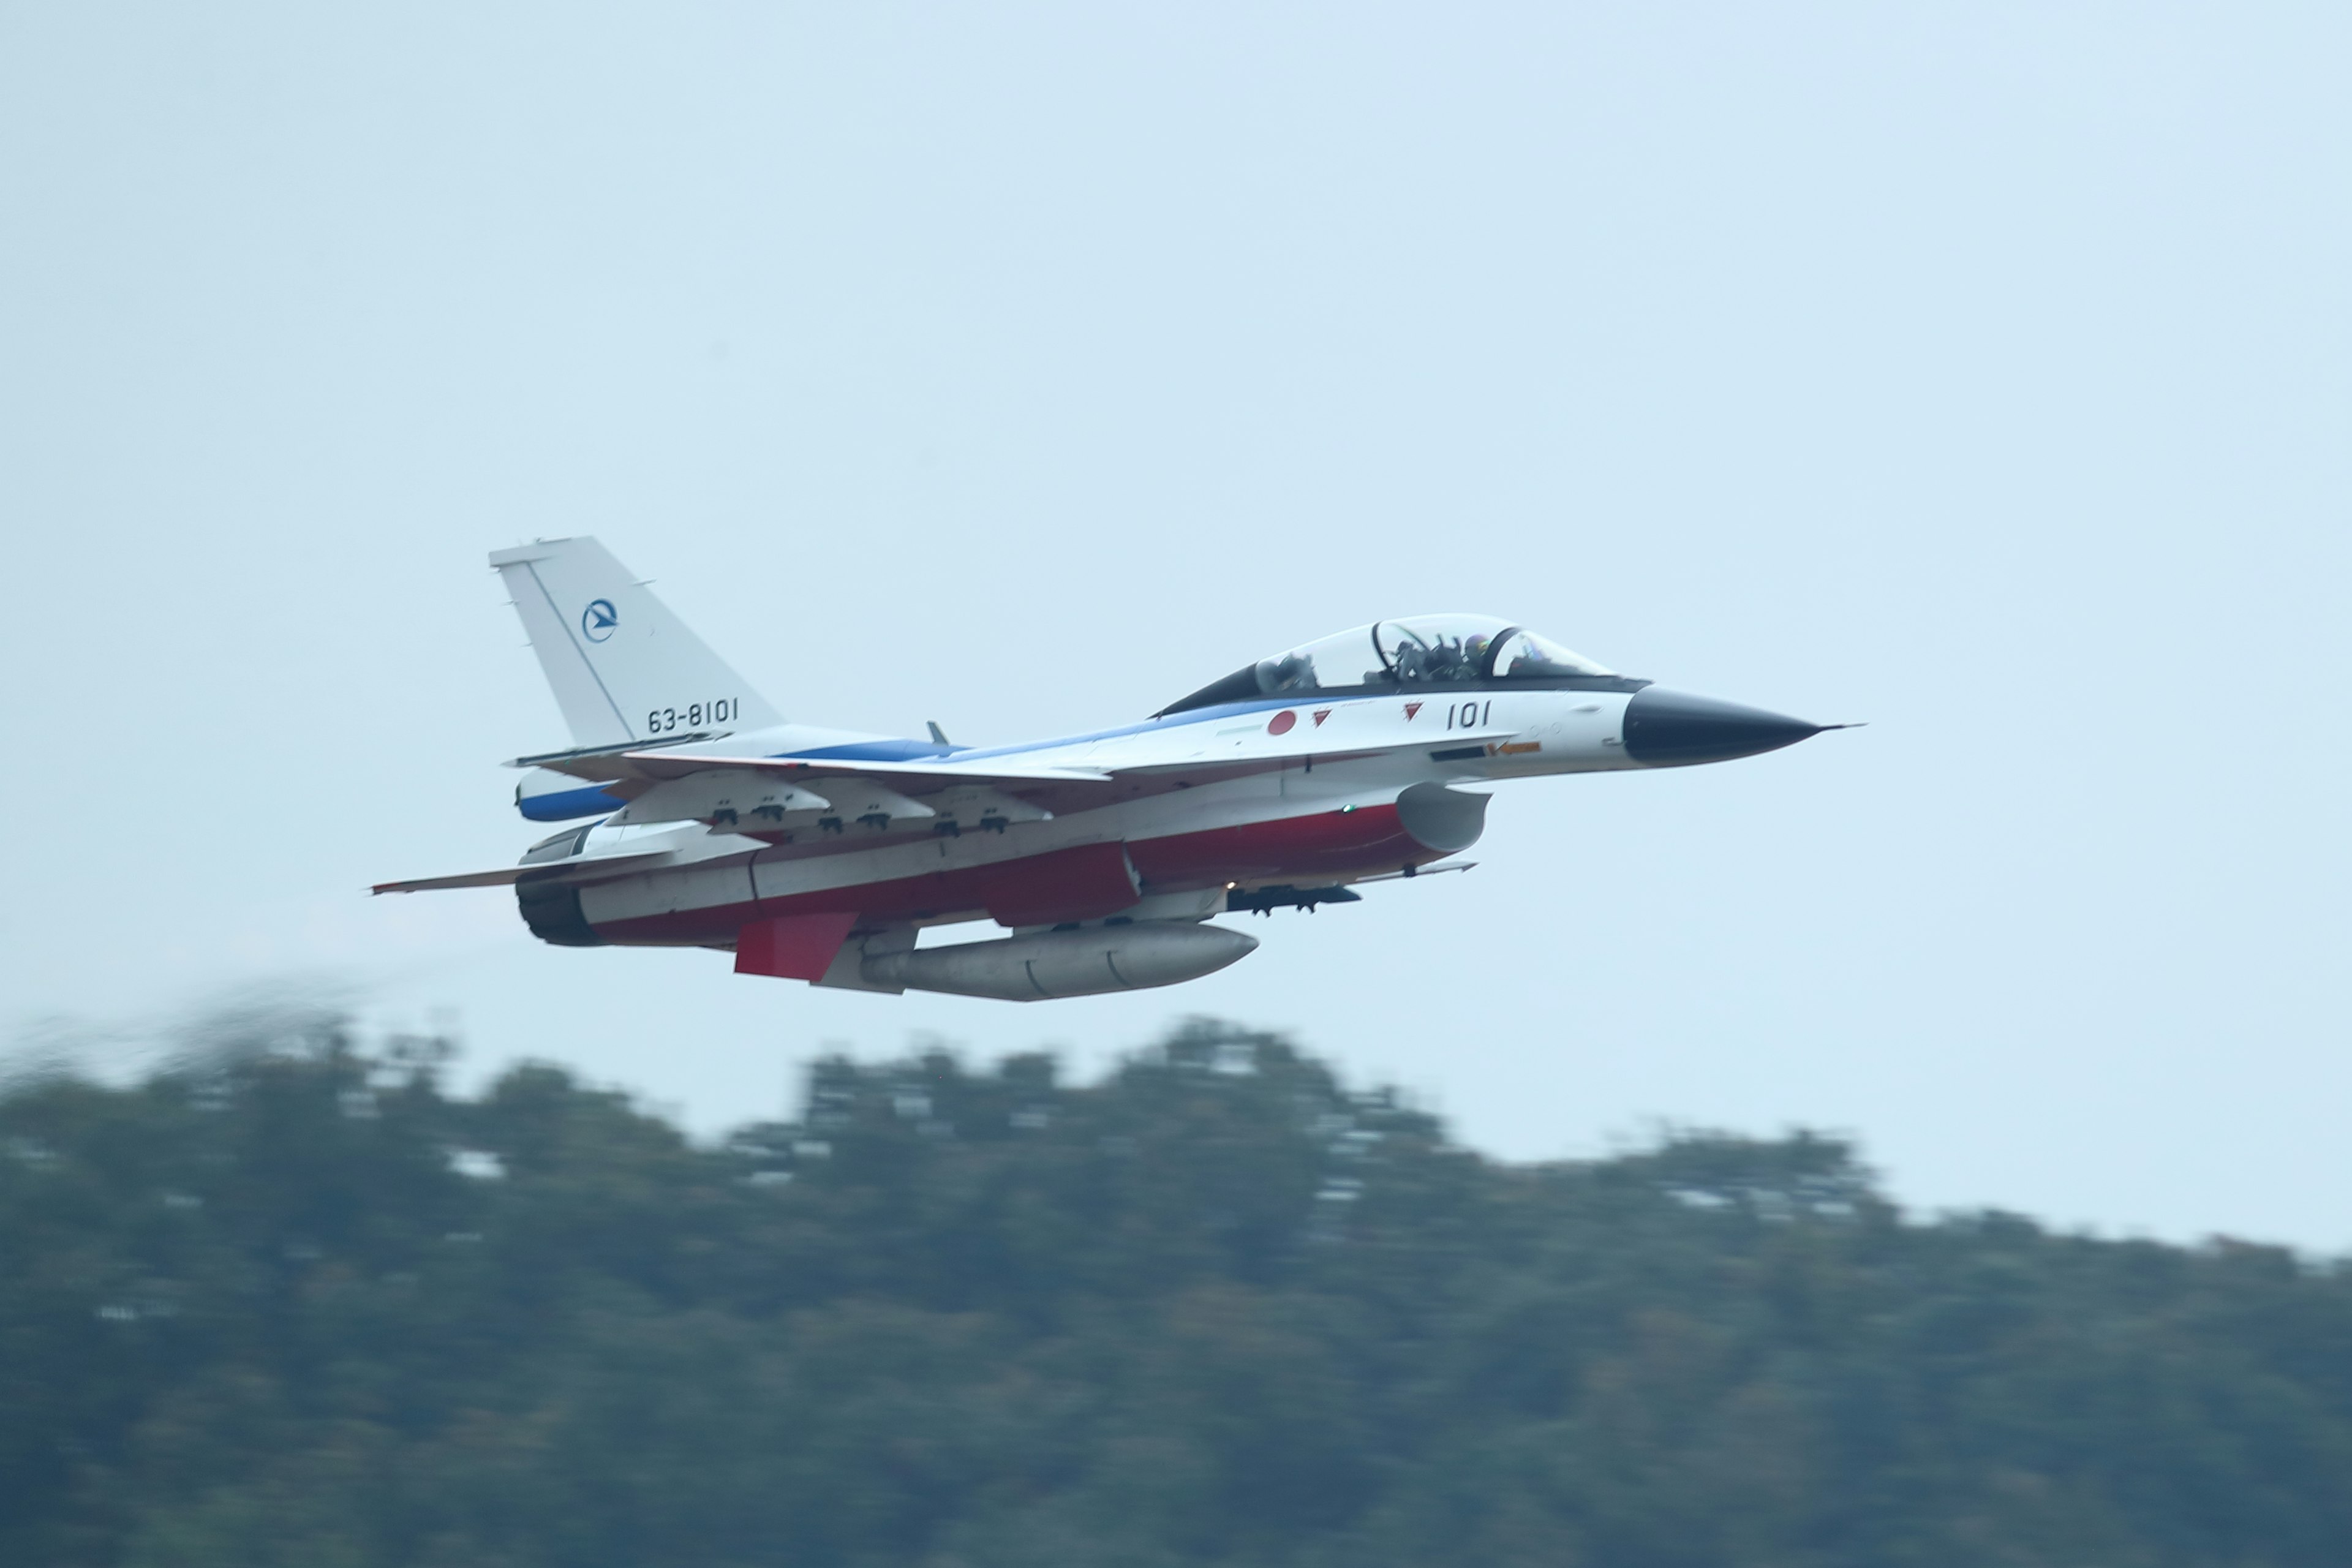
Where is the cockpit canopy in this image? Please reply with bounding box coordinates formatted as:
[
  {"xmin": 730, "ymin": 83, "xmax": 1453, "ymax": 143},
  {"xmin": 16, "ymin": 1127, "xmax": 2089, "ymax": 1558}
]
[{"xmin": 1158, "ymin": 613, "xmax": 1626, "ymax": 717}]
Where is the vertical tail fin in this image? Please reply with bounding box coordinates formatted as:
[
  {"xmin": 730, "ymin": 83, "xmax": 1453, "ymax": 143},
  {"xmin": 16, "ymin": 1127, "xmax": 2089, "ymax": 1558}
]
[{"xmin": 489, "ymin": 538, "xmax": 782, "ymax": 748}]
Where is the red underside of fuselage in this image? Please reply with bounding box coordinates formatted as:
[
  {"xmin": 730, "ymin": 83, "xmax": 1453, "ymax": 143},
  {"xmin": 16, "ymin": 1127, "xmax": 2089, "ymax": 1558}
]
[{"xmin": 590, "ymin": 802, "xmax": 1441, "ymax": 946}]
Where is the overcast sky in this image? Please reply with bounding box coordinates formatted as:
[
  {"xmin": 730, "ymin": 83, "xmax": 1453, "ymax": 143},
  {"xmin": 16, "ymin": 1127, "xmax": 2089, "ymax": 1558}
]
[{"xmin": 3, "ymin": 4, "xmax": 2345, "ymax": 1247}]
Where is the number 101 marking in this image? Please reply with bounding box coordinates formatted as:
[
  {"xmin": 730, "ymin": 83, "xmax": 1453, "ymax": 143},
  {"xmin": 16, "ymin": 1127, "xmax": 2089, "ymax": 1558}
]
[{"xmin": 1446, "ymin": 701, "xmax": 1492, "ymax": 731}]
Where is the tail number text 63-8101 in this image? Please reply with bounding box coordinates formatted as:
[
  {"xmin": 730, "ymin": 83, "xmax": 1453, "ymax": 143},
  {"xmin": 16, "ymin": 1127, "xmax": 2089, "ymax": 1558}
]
[{"xmin": 646, "ymin": 698, "xmax": 741, "ymax": 734}]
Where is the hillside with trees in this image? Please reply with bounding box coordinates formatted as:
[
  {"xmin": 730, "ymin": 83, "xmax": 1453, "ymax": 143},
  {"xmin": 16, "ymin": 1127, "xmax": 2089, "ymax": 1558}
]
[{"xmin": 2, "ymin": 1017, "xmax": 2347, "ymax": 1567}]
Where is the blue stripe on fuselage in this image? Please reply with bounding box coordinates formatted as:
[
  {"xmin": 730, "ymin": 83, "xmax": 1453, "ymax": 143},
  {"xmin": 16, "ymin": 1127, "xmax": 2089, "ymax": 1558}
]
[
  {"xmin": 783, "ymin": 738, "xmax": 959, "ymax": 761},
  {"xmin": 766, "ymin": 698, "xmax": 1331, "ymax": 768},
  {"xmin": 937, "ymin": 695, "xmax": 1327, "ymax": 761},
  {"xmin": 519, "ymin": 785, "xmax": 627, "ymax": 822}
]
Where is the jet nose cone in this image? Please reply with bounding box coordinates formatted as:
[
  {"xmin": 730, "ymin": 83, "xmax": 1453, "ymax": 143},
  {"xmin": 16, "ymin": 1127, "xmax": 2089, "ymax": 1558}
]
[{"xmin": 1621, "ymin": 686, "xmax": 1823, "ymax": 767}]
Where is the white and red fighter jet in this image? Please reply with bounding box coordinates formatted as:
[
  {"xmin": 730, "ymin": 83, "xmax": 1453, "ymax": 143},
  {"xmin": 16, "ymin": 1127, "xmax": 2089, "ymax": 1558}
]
[{"xmin": 377, "ymin": 538, "xmax": 1848, "ymax": 1001}]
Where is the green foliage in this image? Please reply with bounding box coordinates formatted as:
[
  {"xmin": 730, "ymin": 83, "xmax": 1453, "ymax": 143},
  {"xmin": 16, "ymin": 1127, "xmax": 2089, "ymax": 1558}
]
[{"xmin": 2, "ymin": 1017, "xmax": 2348, "ymax": 1567}]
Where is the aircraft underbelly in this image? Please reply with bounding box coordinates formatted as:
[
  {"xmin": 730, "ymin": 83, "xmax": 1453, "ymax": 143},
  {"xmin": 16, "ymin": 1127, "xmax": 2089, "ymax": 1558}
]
[{"xmin": 575, "ymin": 794, "xmax": 1444, "ymax": 947}]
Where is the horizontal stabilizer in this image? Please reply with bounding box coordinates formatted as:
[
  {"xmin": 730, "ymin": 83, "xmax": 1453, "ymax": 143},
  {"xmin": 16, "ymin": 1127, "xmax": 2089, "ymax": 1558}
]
[
  {"xmin": 507, "ymin": 734, "xmax": 720, "ymax": 772},
  {"xmin": 372, "ymin": 847, "xmax": 675, "ymax": 895}
]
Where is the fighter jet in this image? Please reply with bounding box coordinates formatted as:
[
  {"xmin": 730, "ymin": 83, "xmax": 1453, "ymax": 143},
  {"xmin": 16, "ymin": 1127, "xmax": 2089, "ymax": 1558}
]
[{"xmin": 377, "ymin": 538, "xmax": 1849, "ymax": 1000}]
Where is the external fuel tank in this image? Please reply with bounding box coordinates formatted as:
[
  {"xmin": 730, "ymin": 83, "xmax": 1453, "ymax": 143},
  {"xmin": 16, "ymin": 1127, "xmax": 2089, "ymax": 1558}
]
[{"xmin": 861, "ymin": 922, "xmax": 1257, "ymax": 1001}]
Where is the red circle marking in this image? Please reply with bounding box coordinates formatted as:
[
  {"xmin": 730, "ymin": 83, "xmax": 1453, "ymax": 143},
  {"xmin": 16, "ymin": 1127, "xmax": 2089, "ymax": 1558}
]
[{"xmin": 1267, "ymin": 710, "xmax": 1297, "ymax": 736}]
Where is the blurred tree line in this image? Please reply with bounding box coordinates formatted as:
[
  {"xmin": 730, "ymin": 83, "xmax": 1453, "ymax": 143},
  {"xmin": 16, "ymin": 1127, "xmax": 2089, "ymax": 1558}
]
[{"xmin": 2, "ymin": 1016, "xmax": 2348, "ymax": 1567}]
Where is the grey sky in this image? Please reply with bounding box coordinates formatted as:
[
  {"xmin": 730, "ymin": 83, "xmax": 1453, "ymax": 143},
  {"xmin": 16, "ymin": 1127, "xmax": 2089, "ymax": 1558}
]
[{"xmin": 2, "ymin": 4, "xmax": 2345, "ymax": 1246}]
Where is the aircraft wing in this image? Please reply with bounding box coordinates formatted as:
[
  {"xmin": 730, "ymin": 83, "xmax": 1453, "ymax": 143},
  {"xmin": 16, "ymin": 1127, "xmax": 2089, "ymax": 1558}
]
[
  {"xmin": 527, "ymin": 749, "xmax": 1121, "ymax": 832},
  {"xmin": 523, "ymin": 720, "xmax": 1517, "ymax": 795},
  {"xmin": 614, "ymin": 732, "xmax": 1520, "ymax": 804},
  {"xmin": 617, "ymin": 752, "xmax": 1114, "ymax": 789},
  {"xmin": 518, "ymin": 739, "xmax": 1109, "ymax": 790},
  {"xmin": 510, "ymin": 720, "xmax": 1523, "ymax": 838}
]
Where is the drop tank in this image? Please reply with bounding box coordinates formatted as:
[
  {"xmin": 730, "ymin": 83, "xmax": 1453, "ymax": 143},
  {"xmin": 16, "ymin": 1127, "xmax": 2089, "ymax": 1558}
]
[{"xmin": 862, "ymin": 922, "xmax": 1258, "ymax": 1002}]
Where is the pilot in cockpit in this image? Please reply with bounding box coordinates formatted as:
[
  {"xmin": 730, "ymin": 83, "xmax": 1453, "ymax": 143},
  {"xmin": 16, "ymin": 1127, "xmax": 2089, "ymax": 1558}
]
[
  {"xmin": 1256, "ymin": 651, "xmax": 1317, "ymax": 693},
  {"xmin": 1393, "ymin": 633, "xmax": 1479, "ymax": 684}
]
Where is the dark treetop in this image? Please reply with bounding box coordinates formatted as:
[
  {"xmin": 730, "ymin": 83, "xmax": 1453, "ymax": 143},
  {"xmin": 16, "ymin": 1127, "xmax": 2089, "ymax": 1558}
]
[{"xmin": 3, "ymin": 1018, "xmax": 2348, "ymax": 1568}]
